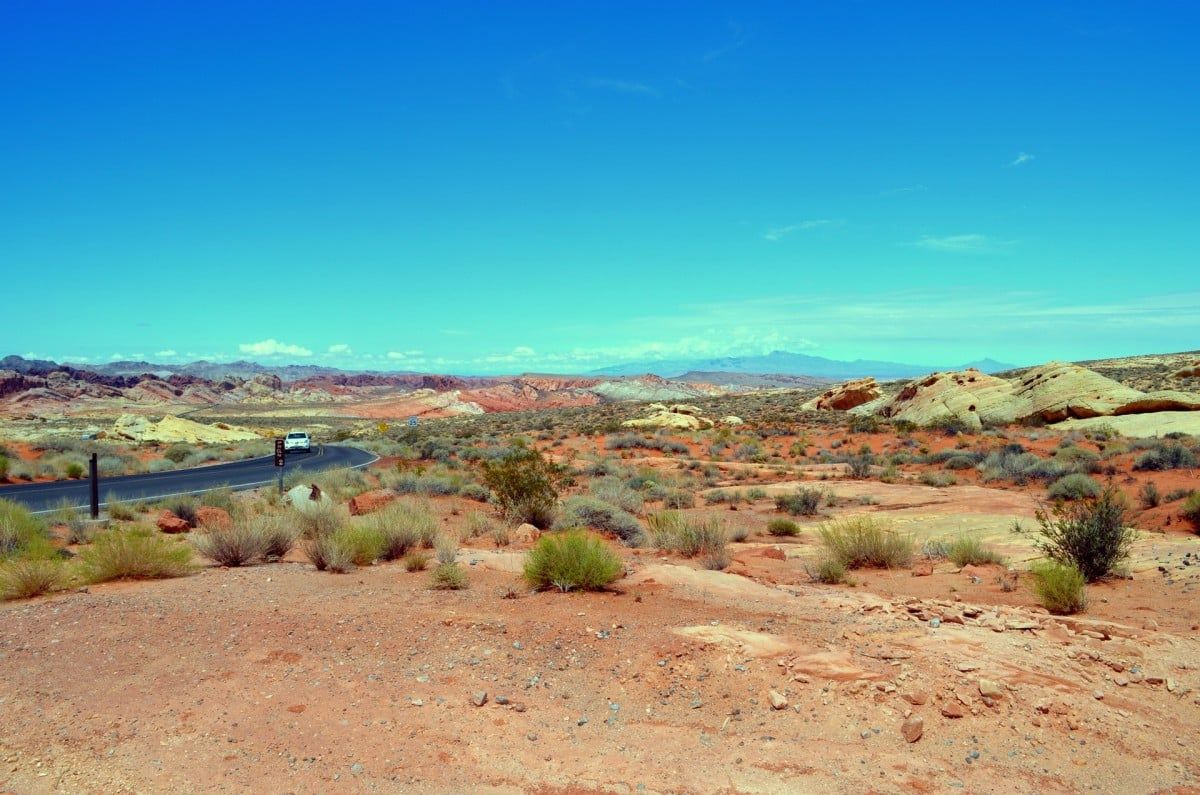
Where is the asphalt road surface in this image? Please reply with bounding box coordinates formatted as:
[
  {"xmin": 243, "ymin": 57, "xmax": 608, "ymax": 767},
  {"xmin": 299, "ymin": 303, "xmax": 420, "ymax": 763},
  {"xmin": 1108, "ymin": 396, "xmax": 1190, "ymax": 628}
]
[{"xmin": 0, "ymin": 445, "xmax": 378, "ymax": 513}]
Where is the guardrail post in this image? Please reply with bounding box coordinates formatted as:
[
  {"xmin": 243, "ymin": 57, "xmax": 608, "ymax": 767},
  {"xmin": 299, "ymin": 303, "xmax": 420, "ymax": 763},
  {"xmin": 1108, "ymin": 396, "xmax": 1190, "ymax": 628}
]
[{"xmin": 89, "ymin": 452, "xmax": 99, "ymax": 519}]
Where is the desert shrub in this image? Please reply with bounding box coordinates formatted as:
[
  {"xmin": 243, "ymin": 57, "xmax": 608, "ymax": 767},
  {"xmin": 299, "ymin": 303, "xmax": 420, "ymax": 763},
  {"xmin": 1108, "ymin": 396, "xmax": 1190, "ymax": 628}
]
[
  {"xmin": 946, "ymin": 535, "xmax": 1005, "ymax": 567},
  {"xmin": 1029, "ymin": 486, "xmax": 1133, "ymax": 581},
  {"xmin": 0, "ymin": 499, "xmax": 49, "ymax": 559},
  {"xmin": 1053, "ymin": 445, "xmax": 1100, "ymax": 472},
  {"xmin": 767, "ymin": 518, "xmax": 801, "ymax": 537},
  {"xmin": 705, "ymin": 490, "xmax": 743, "ymax": 505},
  {"xmin": 491, "ymin": 524, "xmax": 511, "ymax": 547},
  {"xmin": 288, "ymin": 467, "xmax": 371, "ymax": 501},
  {"xmin": 1030, "ymin": 561, "xmax": 1087, "ymax": 614},
  {"xmin": 554, "ymin": 496, "xmax": 643, "ymax": 545},
  {"xmin": 254, "ymin": 515, "xmax": 299, "ymax": 558},
  {"xmin": 1165, "ymin": 488, "xmax": 1196, "ymax": 502},
  {"xmin": 775, "ymin": 488, "xmax": 822, "ymax": 516},
  {"xmin": 848, "ymin": 415, "xmax": 879, "ymax": 434},
  {"xmin": 660, "ymin": 488, "xmax": 696, "ymax": 509},
  {"xmin": 435, "ymin": 535, "xmax": 458, "ymax": 565},
  {"xmin": 727, "ymin": 525, "xmax": 750, "ymax": 542},
  {"xmin": 429, "ymin": 562, "xmax": 468, "ymax": 589},
  {"xmin": 1138, "ymin": 482, "xmax": 1161, "ymax": 509},
  {"xmin": 848, "ymin": 449, "xmax": 874, "ymax": 479},
  {"xmin": 589, "ymin": 478, "xmax": 644, "ymax": 514},
  {"xmin": 458, "ymin": 483, "xmax": 491, "ymax": 502},
  {"xmin": 1133, "ymin": 444, "xmax": 1196, "ymax": 471},
  {"xmin": 366, "ymin": 499, "xmax": 439, "ymax": 554},
  {"xmin": 921, "ymin": 538, "xmax": 950, "ymax": 559},
  {"xmin": 157, "ymin": 495, "xmax": 199, "ymax": 526},
  {"xmin": 523, "ymin": 530, "xmax": 623, "ymax": 592},
  {"xmin": 645, "ymin": 512, "xmax": 726, "ymax": 557},
  {"xmin": 199, "ymin": 486, "xmax": 237, "ymax": 514},
  {"xmin": 1047, "ymin": 474, "xmax": 1102, "ymax": 501},
  {"xmin": 0, "ymin": 455, "xmax": 8, "ymax": 480},
  {"xmin": 294, "ymin": 501, "xmax": 346, "ymax": 539},
  {"xmin": 702, "ymin": 548, "xmax": 731, "ymax": 570},
  {"xmin": 459, "ymin": 510, "xmax": 494, "ymax": 540},
  {"xmin": 943, "ymin": 455, "xmax": 976, "ymax": 470},
  {"xmin": 105, "ymin": 494, "xmax": 138, "ymax": 521},
  {"xmin": 193, "ymin": 523, "xmax": 267, "ymax": 567},
  {"xmin": 605, "ymin": 434, "xmax": 688, "ymax": 455},
  {"xmin": 818, "ymin": 516, "xmax": 914, "ymax": 569},
  {"xmin": 51, "ymin": 501, "xmax": 92, "ymax": 545},
  {"xmin": 480, "ymin": 445, "xmax": 560, "ymax": 528},
  {"xmin": 0, "ymin": 559, "xmax": 66, "ymax": 601},
  {"xmin": 1181, "ymin": 493, "xmax": 1200, "ymax": 532},
  {"xmin": 403, "ymin": 550, "xmax": 431, "ymax": 571},
  {"xmin": 302, "ymin": 533, "xmax": 356, "ymax": 573},
  {"xmin": 163, "ymin": 444, "xmax": 191, "ymax": 463},
  {"xmin": 77, "ymin": 527, "xmax": 194, "ymax": 582},
  {"xmin": 806, "ymin": 557, "xmax": 849, "ymax": 584},
  {"xmin": 920, "ymin": 471, "xmax": 957, "ymax": 487},
  {"xmin": 335, "ymin": 525, "xmax": 386, "ymax": 566}
]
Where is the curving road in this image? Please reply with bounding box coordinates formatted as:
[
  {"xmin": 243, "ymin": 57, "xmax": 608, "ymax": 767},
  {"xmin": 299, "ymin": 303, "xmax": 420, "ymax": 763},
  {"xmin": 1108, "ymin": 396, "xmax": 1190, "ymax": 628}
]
[{"xmin": 0, "ymin": 445, "xmax": 378, "ymax": 514}]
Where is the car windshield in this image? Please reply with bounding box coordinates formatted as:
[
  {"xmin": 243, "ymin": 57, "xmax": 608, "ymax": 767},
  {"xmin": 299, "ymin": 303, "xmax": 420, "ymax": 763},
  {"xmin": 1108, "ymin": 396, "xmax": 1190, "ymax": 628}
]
[{"xmin": 287, "ymin": 433, "xmax": 307, "ymax": 439}]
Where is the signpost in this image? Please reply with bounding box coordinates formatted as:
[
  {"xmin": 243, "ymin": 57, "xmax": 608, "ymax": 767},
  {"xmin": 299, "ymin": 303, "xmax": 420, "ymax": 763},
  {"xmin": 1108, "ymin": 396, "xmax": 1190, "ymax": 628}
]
[
  {"xmin": 89, "ymin": 452, "xmax": 99, "ymax": 519},
  {"xmin": 408, "ymin": 416, "xmax": 419, "ymax": 428},
  {"xmin": 274, "ymin": 438, "xmax": 285, "ymax": 494}
]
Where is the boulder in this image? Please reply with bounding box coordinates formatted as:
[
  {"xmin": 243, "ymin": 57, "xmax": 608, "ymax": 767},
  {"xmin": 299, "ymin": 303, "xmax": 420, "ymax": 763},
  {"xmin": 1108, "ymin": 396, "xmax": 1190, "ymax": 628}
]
[
  {"xmin": 286, "ymin": 483, "xmax": 333, "ymax": 516},
  {"xmin": 348, "ymin": 489, "xmax": 396, "ymax": 516},
  {"xmin": 195, "ymin": 506, "xmax": 233, "ymax": 531},
  {"xmin": 1173, "ymin": 362, "xmax": 1200, "ymax": 379},
  {"xmin": 802, "ymin": 377, "xmax": 882, "ymax": 412},
  {"xmin": 156, "ymin": 510, "xmax": 191, "ymax": 534},
  {"xmin": 111, "ymin": 414, "xmax": 260, "ymax": 444},
  {"xmin": 623, "ymin": 403, "xmax": 715, "ymax": 430},
  {"xmin": 901, "ymin": 715, "xmax": 924, "ymax": 743},
  {"xmin": 720, "ymin": 415, "xmax": 745, "ymax": 425},
  {"xmin": 512, "ymin": 523, "xmax": 541, "ymax": 544}
]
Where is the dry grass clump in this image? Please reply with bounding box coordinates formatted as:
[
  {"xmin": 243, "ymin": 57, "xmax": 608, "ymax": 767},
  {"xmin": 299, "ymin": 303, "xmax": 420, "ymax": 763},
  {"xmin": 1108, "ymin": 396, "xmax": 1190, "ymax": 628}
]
[
  {"xmin": 255, "ymin": 515, "xmax": 300, "ymax": 559},
  {"xmin": 0, "ymin": 559, "xmax": 66, "ymax": 601},
  {"xmin": 193, "ymin": 524, "xmax": 267, "ymax": 567},
  {"xmin": 817, "ymin": 516, "xmax": 914, "ymax": 569},
  {"xmin": 767, "ymin": 518, "xmax": 801, "ymax": 537},
  {"xmin": 774, "ymin": 488, "xmax": 822, "ymax": 516},
  {"xmin": 364, "ymin": 499, "xmax": 438, "ymax": 558},
  {"xmin": 404, "ymin": 551, "xmax": 431, "ymax": 571},
  {"xmin": 646, "ymin": 512, "xmax": 727, "ymax": 560},
  {"xmin": 946, "ymin": 535, "xmax": 1005, "ymax": 567},
  {"xmin": 429, "ymin": 562, "xmax": 468, "ymax": 589},
  {"xmin": 303, "ymin": 534, "xmax": 356, "ymax": 573},
  {"xmin": 555, "ymin": 496, "xmax": 643, "ymax": 546},
  {"xmin": 77, "ymin": 527, "xmax": 194, "ymax": 583},
  {"xmin": 0, "ymin": 499, "xmax": 49, "ymax": 559}
]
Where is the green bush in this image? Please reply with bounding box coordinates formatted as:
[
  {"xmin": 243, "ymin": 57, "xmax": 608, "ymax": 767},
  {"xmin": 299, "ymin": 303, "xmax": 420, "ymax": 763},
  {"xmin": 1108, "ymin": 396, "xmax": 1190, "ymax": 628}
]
[
  {"xmin": 1047, "ymin": 473, "xmax": 1102, "ymax": 501},
  {"xmin": 335, "ymin": 525, "xmax": 386, "ymax": 566},
  {"xmin": 51, "ymin": 500, "xmax": 92, "ymax": 545},
  {"xmin": 0, "ymin": 558, "xmax": 66, "ymax": 601},
  {"xmin": 946, "ymin": 535, "xmax": 1005, "ymax": 567},
  {"xmin": 480, "ymin": 446, "xmax": 560, "ymax": 528},
  {"xmin": 1138, "ymin": 482, "xmax": 1160, "ymax": 509},
  {"xmin": 848, "ymin": 415, "xmax": 879, "ymax": 434},
  {"xmin": 293, "ymin": 501, "xmax": 346, "ymax": 539},
  {"xmin": 659, "ymin": 488, "xmax": 696, "ymax": 509},
  {"xmin": 1181, "ymin": 493, "xmax": 1200, "ymax": 532},
  {"xmin": 0, "ymin": 499, "xmax": 50, "ymax": 560},
  {"xmin": 1030, "ymin": 485, "xmax": 1133, "ymax": 582},
  {"xmin": 458, "ymin": 483, "xmax": 491, "ymax": 502},
  {"xmin": 302, "ymin": 533, "xmax": 356, "ymax": 573},
  {"xmin": 435, "ymin": 535, "xmax": 458, "ymax": 565},
  {"xmin": 920, "ymin": 471, "xmax": 957, "ymax": 487},
  {"xmin": 254, "ymin": 515, "xmax": 299, "ymax": 559},
  {"xmin": 77, "ymin": 527, "xmax": 194, "ymax": 582},
  {"xmin": 523, "ymin": 530, "xmax": 623, "ymax": 592},
  {"xmin": 0, "ymin": 455, "xmax": 8, "ymax": 480},
  {"xmin": 105, "ymin": 494, "xmax": 139, "ymax": 521},
  {"xmin": 589, "ymin": 478, "xmax": 644, "ymax": 514},
  {"xmin": 818, "ymin": 516, "xmax": 914, "ymax": 569},
  {"xmin": 1030, "ymin": 561, "xmax": 1087, "ymax": 614},
  {"xmin": 1133, "ymin": 444, "xmax": 1196, "ymax": 471},
  {"xmin": 163, "ymin": 444, "xmax": 191, "ymax": 463},
  {"xmin": 774, "ymin": 488, "xmax": 822, "ymax": 516},
  {"xmin": 199, "ymin": 486, "xmax": 237, "ymax": 514},
  {"xmin": 554, "ymin": 496, "xmax": 643, "ymax": 545},
  {"xmin": 767, "ymin": 518, "xmax": 801, "ymax": 537},
  {"xmin": 429, "ymin": 562, "xmax": 468, "ymax": 590},
  {"xmin": 806, "ymin": 557, "xmax": 848, "ymax": 584},
  {"xmin": 193, "ymin": 524, "xmax": 267, "ymax": 567}
]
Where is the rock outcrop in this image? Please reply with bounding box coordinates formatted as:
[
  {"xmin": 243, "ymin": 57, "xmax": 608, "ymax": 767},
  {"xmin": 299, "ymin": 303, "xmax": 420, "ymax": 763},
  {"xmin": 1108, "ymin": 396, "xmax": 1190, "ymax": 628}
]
[
  {"xmin": 878, "ymin": 362, "xmax": 1200, "ymax": 430},
  {"xmin": 623, "ymin": 403, "xmax": 715, "ymax": 430},
  {"xmin": 348, "ymin": 489, "xmax": 396, "ymax": 516},
  {"xmin": 110, "ymin": 414, "xmax": 261, "ymax": 444},
  {"xmin": 802, "ymin": 377, "xmax": 882, "ymax": 411},
  {"xmin": 156, "ymin": 510, "xmax": 191, "ymax": 534}
]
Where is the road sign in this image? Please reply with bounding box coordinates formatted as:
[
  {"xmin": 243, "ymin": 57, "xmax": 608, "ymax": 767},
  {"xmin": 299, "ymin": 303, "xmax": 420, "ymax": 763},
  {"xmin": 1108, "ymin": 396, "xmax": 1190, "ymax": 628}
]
[
  {"xmin": 274, "ymin": 438, "xmax": 285, "ymax": 467},
  {"xmin": 408, "ymin": 416, "xmax": 419, "ymax": 427}
]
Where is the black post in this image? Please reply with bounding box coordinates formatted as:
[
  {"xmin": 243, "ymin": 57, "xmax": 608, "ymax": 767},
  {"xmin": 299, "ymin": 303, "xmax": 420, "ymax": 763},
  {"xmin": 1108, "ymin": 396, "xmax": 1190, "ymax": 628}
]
[{"xmin": 89, "ymin": 452, "xmax": 99, "ymax": 519}]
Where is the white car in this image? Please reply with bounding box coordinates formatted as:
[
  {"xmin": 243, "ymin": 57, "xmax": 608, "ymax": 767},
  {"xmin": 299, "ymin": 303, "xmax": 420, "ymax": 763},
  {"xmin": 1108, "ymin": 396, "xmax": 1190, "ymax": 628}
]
[{"xmin": 283, "ymin": 430, "xmax": 313, "ymax": 453}]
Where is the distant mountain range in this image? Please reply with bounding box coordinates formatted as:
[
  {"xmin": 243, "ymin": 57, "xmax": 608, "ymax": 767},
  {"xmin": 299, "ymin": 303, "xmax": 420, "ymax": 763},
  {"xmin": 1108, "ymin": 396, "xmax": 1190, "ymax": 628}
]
[
  {"xmin": 587, "ymin": 352, "xmax": 1017, "ymax": 380},
  {"xmin": 2, "ymin": 352, "xmax": 1015, "ymax": 382}
]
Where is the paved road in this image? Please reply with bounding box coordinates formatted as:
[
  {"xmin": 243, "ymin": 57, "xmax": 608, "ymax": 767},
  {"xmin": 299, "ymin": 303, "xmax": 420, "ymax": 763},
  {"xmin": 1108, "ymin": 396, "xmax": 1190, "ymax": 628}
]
[{"xmin": 0, "ymin": 445, "xmax": 378, "ymax": 513}]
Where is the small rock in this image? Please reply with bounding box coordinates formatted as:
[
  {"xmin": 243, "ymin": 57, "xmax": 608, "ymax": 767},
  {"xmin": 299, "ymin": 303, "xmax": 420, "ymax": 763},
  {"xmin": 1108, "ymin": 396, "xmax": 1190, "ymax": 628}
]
[
  {"xmin": 768, "ymin": 690, "xmax": 789, "ymax": 710},
  {"xmin": 471, "ymin": 691, "xmax": 488, "ymax": 707},
  {"xmin": 941, "ymin": 703, "xmax": 965, "ymax": 719},
  {"xmin": 901, "ymin": 715, "xmax": 924, "ymax": 743},
  {"xmin": 978, "ymin": 679, "xmax": 1004, "ymax": 699}
]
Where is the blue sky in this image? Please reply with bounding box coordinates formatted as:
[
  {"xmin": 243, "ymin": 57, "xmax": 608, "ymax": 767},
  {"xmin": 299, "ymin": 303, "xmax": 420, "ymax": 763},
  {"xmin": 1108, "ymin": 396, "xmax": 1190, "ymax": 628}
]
[{"xmin": 2, "ymin": 2, "xmax": 1197, "ymax": 374}]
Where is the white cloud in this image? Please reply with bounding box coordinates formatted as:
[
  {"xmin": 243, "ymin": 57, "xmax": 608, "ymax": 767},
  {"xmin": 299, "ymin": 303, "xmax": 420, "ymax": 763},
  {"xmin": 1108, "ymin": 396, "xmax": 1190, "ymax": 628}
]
[
  {"xmin": 109, "ymin": 353, "xmax": 124, "ymax": 360},
  {"xmin": 327, "ymin": 343, "xmax": 353, "ymax": 355},
  {"xmin": 238, "ymin": 339, "xmax": 313, "ymax": 357},
  {"xmin": 914, "ymin": 233, "xmax": 996, "ymax": 252},
  {"xmin": 387, "ymin": 350, "xmax": 425, "ymax": 360},
  {"xmin": 1009, "ymin": 152, "xmax": 1035, "ymax": 167},
  {"xmin": 763, "ymin": 219, "xmax": 841, "ymax": 242},
  {"xmin": 155, "ymin": 349, "xmax": 178, "ymax": 357},
  {"xmin": 589, "ymin": 78, "xmax": 660, "ymax": 97}
]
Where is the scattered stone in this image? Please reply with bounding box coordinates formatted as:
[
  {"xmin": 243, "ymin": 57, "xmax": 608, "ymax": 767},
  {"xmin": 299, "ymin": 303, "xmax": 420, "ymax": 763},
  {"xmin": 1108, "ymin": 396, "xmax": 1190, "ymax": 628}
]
[
  {"xmin": 471, "ymin": 691, "xmax": 488, "ymax": 707},
  {"xmin": 155, "ymin": 510, "xmax": 190, "ymax": 534},
  {"xmin": 768, "ymin": 690, "xmax": 789, "ymax": 710},
  {"xmin": 978, "ymin": 679, "xmax": 1004, "ymax": 699},
  {"xmin": 903, "ymin": 691, "xmax": 929, "ymax": 706},
  {"xmin": 901, "ymin": 715, "xmax": 924, "ymax": 743},
  {"xmin": 941, "ymin": 704, "xmax": 965, "ymax": 719}
]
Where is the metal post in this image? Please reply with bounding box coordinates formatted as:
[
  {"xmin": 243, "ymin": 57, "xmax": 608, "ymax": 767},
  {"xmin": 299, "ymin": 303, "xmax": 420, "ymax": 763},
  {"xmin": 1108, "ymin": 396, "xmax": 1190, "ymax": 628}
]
[{"xmin": 89, "ymin": 452, "xmax": 99, "ymax": 519}]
